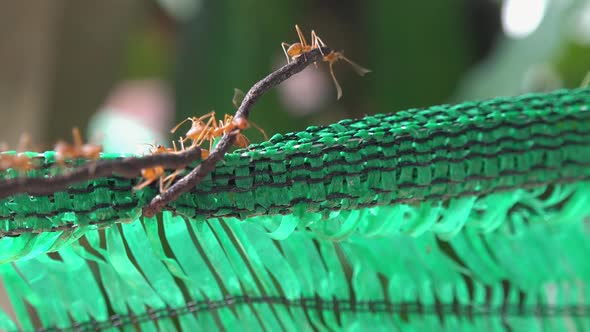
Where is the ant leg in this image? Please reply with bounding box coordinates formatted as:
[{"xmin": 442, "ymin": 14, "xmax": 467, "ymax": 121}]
[
  {"xmin": 313, "ymin": 33, "xmax": 327, "ymax": 48},
  {"xmin": 234, "ymin": 133, "xmax": 250, "ymax": 149},
  {"xmin": 162, "ymin": 169, "xmax": 184, "ymax": 191},
  {"xmin": 311, "ymin": 31, "xmax": 327, "ymax": 55},
  {"xmin": 233, "ymin": 88, "xmax": 245, "ymax": 109},
  {"xmin": 17, "ymin": 132, "xmax": 32, "ymax": 152},
  {"xmin": 201, "ymin": 114, "xmax": 222, "ymax": 148},
  {"xmin": 198, "ymin": 111, "xmax": 217, "ymax": 121},
  {"xmin": 281, "ymin": 42, "xmax": 292, "ymax": 64},
  {"xmin": 338, "ymin": 52, "xmax": 372, "ymax": 76},
  {"xmin": 171, "ymin": 117, "xmax": 193, "ymax": 134},
  {"xmin": 72, "ymin": 127, "xmax": 83, "ymax": 148},
  {"xmin": 134, "ymin": 177, "xmax": 156, "ymax": 191},
  {"xmin": 249, "ymin": 120, "xmax": 269, "ymax": 140},
  {"xmin": 294, "ymin": 25, "xmax": 309, "ymax": 61},
  {"xmin": 328, "ymin": 62, "xmax": 343, "ymax": 100},
  {"xmin": 158, "ymin": 175, "xmax": 165, "ymax": 193},
  {"xmin": 194, "ymin": 116, "xmax": 216, "ymax": 148},
  {"xmin": 223, "ymin": 114, "xmax": 234, "ymax": 131},
  {"xmin": 295, "ymin": 24, "xmax": 308, "ymax": 49}
]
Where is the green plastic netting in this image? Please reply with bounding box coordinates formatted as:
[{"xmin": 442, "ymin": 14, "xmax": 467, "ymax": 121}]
[{"xmin": 1, "ymin": 87, "xmax": 590, "ymax": 331}]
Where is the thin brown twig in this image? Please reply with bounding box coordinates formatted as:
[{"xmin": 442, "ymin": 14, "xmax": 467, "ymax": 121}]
[
  {"xmin": 0, "ymin": 146, "xmax": 203, "ymax": 198},
  {"xmin": 141, "ymin": 47, "xmax": 330, "ymax": 217},
  {"xmin": 0, "ymin": 47, "xmax": 328, "ymax": 209}
]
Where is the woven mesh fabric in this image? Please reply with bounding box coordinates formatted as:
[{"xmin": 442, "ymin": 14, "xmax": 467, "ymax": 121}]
[
  {"xmin": 1, "ymin": 88, "xmax": 589, "ymax": 235},
  {"xmin": 1, "ymin": 87, "xmax": 590, "ymax": 331},
  {"xmin": 0, "ymin": 89, "xmax": 590, "ymax": 235}
]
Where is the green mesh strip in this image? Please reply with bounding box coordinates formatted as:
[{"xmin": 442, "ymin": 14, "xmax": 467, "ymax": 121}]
[
  {"xmin": 1, "ymin": 88, "xmax": 590, "ymax": 331},
  {"xmin": 0, "ymin": 88, "xmax": 589, "ymax": 257},
  {"xmin": 1, "ymin": 210, "xmax": 589, "ymax": 331}
]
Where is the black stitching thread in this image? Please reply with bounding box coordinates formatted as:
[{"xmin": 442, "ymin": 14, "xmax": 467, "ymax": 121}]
[
  {"xmin": 0, "ymin": 203, "xmax": 137, "ymax": 237},
  {"xmin": 178, "ymin": 170, "xmax": 590, "ymax": 219},
  {"xmin": 36, "ymin": 296, "xmax": 590, "ymax": 332},
  {"xmin": 186, "ymin": 151, "xmax": 590, "ymax": 196},
  {"xmin": 3, "ymin": 109, "xmax": 589, "ymax": 207},
  {"xmin": 13, "ymin": 96, "xmax": 590, "ymax": 174},
  {"xmin": 22, "ymin": 132, "xmax": 590, "ymax": 199},
  {"xmin": 2, "ymin": 155, "xmax": 590, "ymax": 238},
  {"xmin": 6, "ymin": 129, "xmax": 590, "ymax": 200},
  {"xmin": 252, "ymin": 112, "xmax": 590, "ymax": 158},
  {"xmin": 2, "ymin": 161, "xmax": 590, "ymax": 237},
  {"xmin": 267, "ymin": 89, "xmax": 590, "ymax": 144},
  {"xmin": 195, "ymin": 138, "xmax": 590, "ymax": 193}
]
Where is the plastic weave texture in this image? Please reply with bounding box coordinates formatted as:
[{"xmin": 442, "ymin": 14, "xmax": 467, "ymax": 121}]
[{"xmin": 0, "ymin": 87, "xmax": 590, "ymax": 331}]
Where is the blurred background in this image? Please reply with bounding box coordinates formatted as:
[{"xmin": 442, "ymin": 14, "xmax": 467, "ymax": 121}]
[{"xmin": 0, "ymin": 0, "xmax": 589, "ymax": 152}]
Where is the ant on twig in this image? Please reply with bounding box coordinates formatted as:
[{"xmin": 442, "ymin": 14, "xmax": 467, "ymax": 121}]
[
  {"xmin": 170, "ymin": 112, "xmax": 218, "ymax": 151},
  {"xmin": 281, "ymin": 24, "xmax": 371, "ymax": 99},
  {"xmin": 171, "ymin": 111, "xmax": 263, "ymax": 150},
  {"xmin": 281, "ymin": 24, "xmax": 327, "ymax": 64},
  {"xmin": 151, "ymin": 91, "xmax": 268, "ymax": 192},
  {"xmin": 171, "ymin": 90, "xmax": 268, "ymax": 151},
  {"xmin": 230, "ymin": 88, "xmax": 268, "ymax": 147},
  {"xmin": 134, "ymin": 144, "xmax": 185, "ymax": 193},
  {"xmin": 0, "ymin": 132, "xmax": 43, "ymax": 173},
  {"xmin": 54, "ymin": 127, "xmax": 102, "ymax": 165},
  {"xmin": 143, "ymin": 46, "xmax": 326, "ymax": 216},
  {"xmin": 0, "ymin": 154, "xmax": 36, "ymax": 173}
]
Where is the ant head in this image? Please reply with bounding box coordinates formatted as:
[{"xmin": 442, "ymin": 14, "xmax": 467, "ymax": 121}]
[
  {"xmin": 233, "ymin": 117, "xmax": 249, "ymax": 130},
  {"xmin": 149, "ymin": 145, "xmax": 167, "ymax": 154}
]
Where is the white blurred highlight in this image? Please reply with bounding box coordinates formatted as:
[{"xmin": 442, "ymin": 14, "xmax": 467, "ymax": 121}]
[
  {"xmin": 157, "ymin": 0, "xmax": 201, "ymax": 22},
  {"xmin": 502, "ymin": 0, "xmax": 548, "ymax": 39},
  {"xmin": 88, "ymin": 80, "xmax": 174, "ymax": 154},
  {"xmin": 570, "ymin": 1, "xmax": 590, "ymax": 45}
]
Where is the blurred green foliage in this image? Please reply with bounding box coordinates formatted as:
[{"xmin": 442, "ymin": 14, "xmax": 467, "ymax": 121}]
[
  {"xmin": 175, "ymin": 0, "xmax": 299, "ymax": 138},
  {"xmin": 99, "ymin": 0, "xmax": 590, "ymax": 144},
  {"xmin": 170, "ymin": 0, "xmax": 482, "ymax": 141}
]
